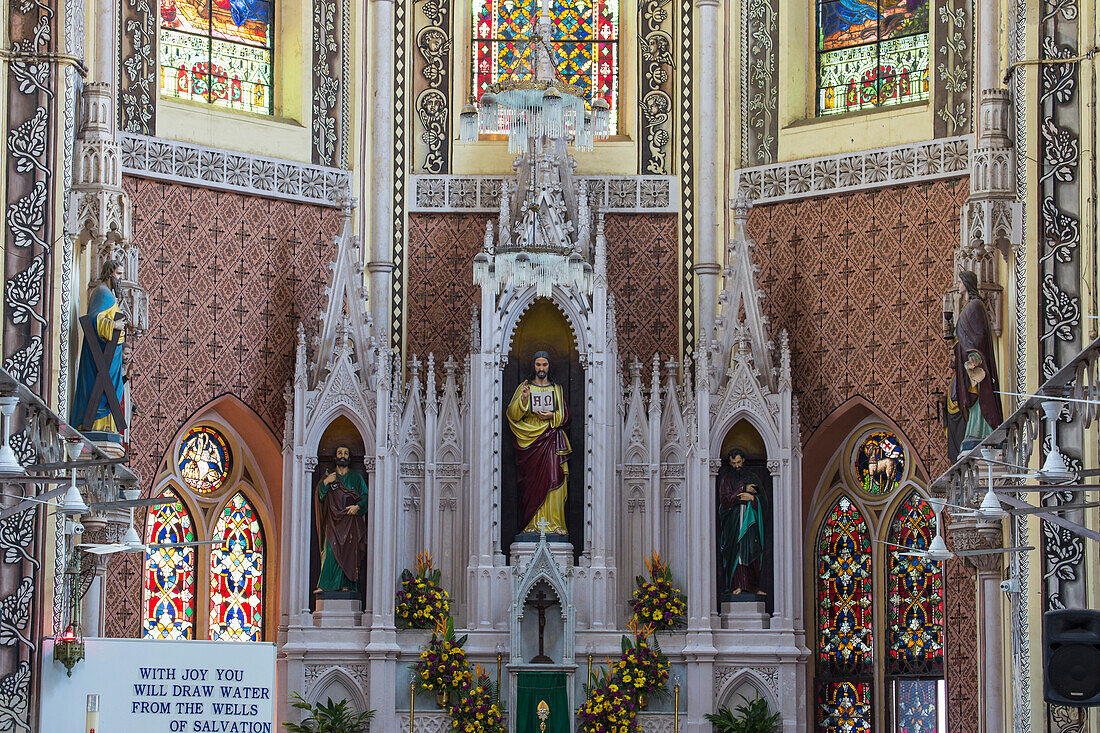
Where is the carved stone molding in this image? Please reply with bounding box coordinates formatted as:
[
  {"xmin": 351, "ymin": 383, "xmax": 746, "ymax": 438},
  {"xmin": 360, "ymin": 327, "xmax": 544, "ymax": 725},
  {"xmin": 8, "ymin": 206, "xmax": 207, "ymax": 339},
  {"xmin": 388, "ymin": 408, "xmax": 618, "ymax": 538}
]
[
  {"xmin": 312, "ymin": 0, "xmax": 351, "ymax": 166},
  {"xmin": 303, "ymin": 662, "xmax": 369, "ymax": 696},
  {"xmin": 410, "ymin": 175, "xmax": 677, "ymax": 212},
  {"xmin": 713, "ymin": 664, "xmax": 781, "ymax": 701},
  {"xmin": 734, "ymin": 136, "xmax": 970, "ymax": 204},
  {"xmin": 741, "ymin": 0, "xmax": 779, "ymax": 164},
  {"xmin": 951, "ymin": 517, "xmax": 1004, "ymax": 572},
  {"xmin": 639, "ymin": 0, "xmax": 675, "ymax": 173},
  {"xmin": 412, "ymin": 0, "xmax": 452, "ymax": 172},
  {"xmin": 120, "ymin": 134, "xmax": 351, "ymax": 207}
]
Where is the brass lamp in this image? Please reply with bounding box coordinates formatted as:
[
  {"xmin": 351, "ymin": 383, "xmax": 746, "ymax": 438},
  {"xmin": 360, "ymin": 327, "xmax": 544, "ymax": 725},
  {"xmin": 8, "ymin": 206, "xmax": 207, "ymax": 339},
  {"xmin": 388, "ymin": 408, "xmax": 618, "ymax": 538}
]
[{"xmin": 54, "ymin": 624, "xmax": 85, "ymax": 677}]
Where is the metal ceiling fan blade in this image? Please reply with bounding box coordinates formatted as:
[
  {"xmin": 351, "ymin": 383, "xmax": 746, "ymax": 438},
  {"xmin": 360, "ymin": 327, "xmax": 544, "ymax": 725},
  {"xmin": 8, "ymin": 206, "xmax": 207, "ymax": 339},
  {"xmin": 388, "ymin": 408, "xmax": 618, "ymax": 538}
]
[
  {"xmin": 0, "ymin": 492, "xmax": 54, "ymax": 504},
  {"xmin": 899, "ymin": 552, "xmax": 930, "ymax": 558},
  {"xmin": 875, "ymin": 540, "xmax": 927, "ymax": 554},
  {"xmin": 953, "ymin": 546, "xmax": 1034, "ymax": 557},
  {"xmin": 0, "ymin": 485, "xmax": 69, "ymax": 520},
  {"xmin": 78, "ymin": 544, "xmax": 127, "ymax": 555},
  {"xmin": 150, "ymin": 540, "xmax": 227, "ymax": 549},
  {"xmin": 995, "ymin": 485, "xmax": 1100, "ymax": 493},
  {"xmin": 88, "ymin": 497, "xmax": 175, "ymax": 510},
  {"xmin": 1007, "ymin": 501, "xmax": 1100, "ymax": 515}
]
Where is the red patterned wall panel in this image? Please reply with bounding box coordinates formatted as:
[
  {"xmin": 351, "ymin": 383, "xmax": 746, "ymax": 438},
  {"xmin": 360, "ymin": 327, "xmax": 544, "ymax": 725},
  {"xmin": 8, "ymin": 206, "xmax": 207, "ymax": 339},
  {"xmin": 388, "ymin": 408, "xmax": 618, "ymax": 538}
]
[
  {"xmin": 103, "ymin": 177, "xmax": 341, "ymax": 638},
  {"xmin": 944, "ymin": 540, "xmax": 980, "ymax": 733},
  {"xmin": 749, "ymin": 178, "xmax": 968, "ymax": 477},
  {"xmin": 406, "ymin": 213, "xmax": 680, "ymax": 362}
]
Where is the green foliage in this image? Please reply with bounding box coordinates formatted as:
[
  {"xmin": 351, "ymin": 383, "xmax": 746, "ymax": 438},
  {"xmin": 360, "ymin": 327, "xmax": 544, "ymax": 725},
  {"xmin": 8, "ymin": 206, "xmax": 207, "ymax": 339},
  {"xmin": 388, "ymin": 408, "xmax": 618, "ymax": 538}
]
[
  {"xmin": 704, "ymin": 698, "xmax": 781, "ymax": 733},
  {"xmin": 284, "ymin": 693, "xmax": 376, "ymax": 733}
]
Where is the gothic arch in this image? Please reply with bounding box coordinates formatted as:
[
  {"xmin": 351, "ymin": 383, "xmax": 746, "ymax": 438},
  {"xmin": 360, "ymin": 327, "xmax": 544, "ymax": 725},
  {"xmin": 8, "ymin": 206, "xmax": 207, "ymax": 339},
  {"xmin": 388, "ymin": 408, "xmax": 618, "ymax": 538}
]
[
  {"xmin": 714, "ymin": 668, "xmax": 780, "ymax": 714},
  {"xmin": 802, "ymin": 397, "xmax": 929, "ymax": 525},
  {"xmin": 499, "ymin": 286, "xmax": 589, "ymax": 357},
  {"xmin": 305, "ymin": 403, "xmax": 376, "ymax": 459},
  {"xmin": 307, "ymin": 667, "xmax": 368, "ymax": 712},
  {"xmin": 710, "ymin": 407, "xmax": 782, "ymax": 460}
]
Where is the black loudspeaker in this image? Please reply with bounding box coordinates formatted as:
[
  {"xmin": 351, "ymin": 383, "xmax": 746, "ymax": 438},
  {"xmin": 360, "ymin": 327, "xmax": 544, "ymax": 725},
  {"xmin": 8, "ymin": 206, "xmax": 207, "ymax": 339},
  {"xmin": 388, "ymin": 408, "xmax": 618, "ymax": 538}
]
[{"xmin": 1044, "ymin": 609, "xmax": 1100, "ymax": 706}]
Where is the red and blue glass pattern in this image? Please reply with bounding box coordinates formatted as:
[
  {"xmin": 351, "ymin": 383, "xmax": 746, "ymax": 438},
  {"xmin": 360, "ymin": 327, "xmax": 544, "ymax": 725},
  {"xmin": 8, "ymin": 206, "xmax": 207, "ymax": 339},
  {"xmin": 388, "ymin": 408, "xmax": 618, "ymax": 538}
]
[
  {"xmin": 209, "ymin": 493, "xmax": 264, "ymax": 641},
  {"xmin": 892, "ymin": 678, "xmax": 942, "ymax": 733},
  {"xmin": 160, "ymin": 0, "xmax": 274, "ymax": 115},
  {"xmin": 817, "ymin": 681, "xmax": 873, "ymax": 733},
  {"xmin": 815, "ymin": 496, "xmax": 872, "ymax": 731},
  {"xmin": 473, "ymin": 0, "xmax": 619, "ymax": 130},
  {"xmin": 142, "ymin": 490, "xmax": 196, "ymax": 640},
  {"xmin": 816, "ymin": 0, "xmax": 929, "ymax": 115},
  {"xmin": 886, "ymin": 492, "xmax": 944, "ymax": 676},
  {"xmin": 177, "ymin": 425, "xmax": 232, "ymax": 494}
]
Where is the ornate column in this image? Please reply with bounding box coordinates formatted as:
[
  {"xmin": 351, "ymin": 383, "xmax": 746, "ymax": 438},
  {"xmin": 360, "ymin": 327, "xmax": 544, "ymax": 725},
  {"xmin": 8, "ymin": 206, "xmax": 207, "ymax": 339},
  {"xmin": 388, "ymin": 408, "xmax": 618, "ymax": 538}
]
[
  {"xmin": 368, "ymin": 0, "xmax": 396, "ymax": 342},
  {"xmin": 954, "ymin": 518, "xmax": 1007, "ymax": 733},
  {"xmin": 694, "ymin": 0, "xmax": 720, "ymax": 344}
]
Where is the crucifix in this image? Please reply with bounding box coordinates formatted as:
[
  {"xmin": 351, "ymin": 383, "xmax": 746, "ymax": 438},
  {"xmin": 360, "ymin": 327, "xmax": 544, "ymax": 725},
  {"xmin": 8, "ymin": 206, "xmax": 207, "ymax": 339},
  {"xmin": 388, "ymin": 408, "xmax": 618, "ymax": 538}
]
[{"xmin": 529, "ymin": 588, "xmax": 557, "ymax": 664}]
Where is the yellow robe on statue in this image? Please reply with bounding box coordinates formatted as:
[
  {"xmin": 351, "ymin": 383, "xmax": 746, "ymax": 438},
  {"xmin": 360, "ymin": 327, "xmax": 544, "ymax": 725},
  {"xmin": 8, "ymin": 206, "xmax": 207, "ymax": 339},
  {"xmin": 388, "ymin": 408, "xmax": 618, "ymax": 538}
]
[{"xmin": 506, "ymin": 382, "xmax": 570, "ymax": 535}]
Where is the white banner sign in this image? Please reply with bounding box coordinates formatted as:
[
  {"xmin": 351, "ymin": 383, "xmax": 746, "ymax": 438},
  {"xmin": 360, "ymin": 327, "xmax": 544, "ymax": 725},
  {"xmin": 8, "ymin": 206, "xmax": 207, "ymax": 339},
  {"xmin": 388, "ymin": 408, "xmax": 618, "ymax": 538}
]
[{"xmin": 41, "ymin": 638, "xmax": 276, "ymax": 733}]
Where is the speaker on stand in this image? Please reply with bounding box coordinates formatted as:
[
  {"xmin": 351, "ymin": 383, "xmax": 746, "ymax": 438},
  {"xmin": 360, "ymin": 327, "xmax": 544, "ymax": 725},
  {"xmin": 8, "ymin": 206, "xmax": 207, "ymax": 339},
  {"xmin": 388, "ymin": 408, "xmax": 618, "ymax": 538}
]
[{"xmin": 1044, "ymin": 609, "xmax": 1100, "ymax": 706}]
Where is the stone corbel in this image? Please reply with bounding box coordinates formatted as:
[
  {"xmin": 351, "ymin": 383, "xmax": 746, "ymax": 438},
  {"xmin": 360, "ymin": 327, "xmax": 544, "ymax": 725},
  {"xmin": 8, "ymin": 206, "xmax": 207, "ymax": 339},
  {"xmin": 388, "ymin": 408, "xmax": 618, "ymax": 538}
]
[{"xmin": 951, "ymin": 515, "xmax": 1006, "ymax": 573}]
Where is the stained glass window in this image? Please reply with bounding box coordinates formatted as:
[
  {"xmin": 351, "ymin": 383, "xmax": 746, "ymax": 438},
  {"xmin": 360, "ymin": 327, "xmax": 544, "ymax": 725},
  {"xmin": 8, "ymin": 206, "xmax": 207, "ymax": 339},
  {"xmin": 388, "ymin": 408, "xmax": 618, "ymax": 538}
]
[
  {"xmin": 177, "ymin": 426, "xmax": 232, "ymax": 494},
  {"xmin": 159, "ymin": 0, "xmax": 275, "ymax": 115},
  {"xmin": 886, "ymin": 493, "xmax": 943, "ymax": 676},
  {"xmin": 815, "ymin": 496, "xmax": 873, "ymax": 732},
  {"xmin": 887, "ymin": 493, "xmax": 944, "ymax": 731},
  {"xmin": 855, "ymin": 430, "xmax": 905, "ymax": 495},
  {"xmin": 473, "ymin": 0, "xmax": 619, "ymax": 131},
  {"xmin": 816, "ymin": 0, "xmax": 929, "ymax": 115},
  {"xmin": 142, "ymin": 490, "xmax": 196, "ymax": 640},
  {"xmin": 209, "ymin": 493, "xmax": 265, "ymax": 641}
]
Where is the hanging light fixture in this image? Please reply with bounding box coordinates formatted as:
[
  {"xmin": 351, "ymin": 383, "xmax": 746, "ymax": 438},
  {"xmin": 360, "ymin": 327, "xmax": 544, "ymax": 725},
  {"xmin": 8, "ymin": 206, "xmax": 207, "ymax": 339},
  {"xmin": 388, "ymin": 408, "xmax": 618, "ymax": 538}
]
[
  {"xmin": 458, "ymin": 1, "xmax": 610, "ymax": 151},
  {"xmin": 54, "ymin": 624, "xmax": 85, "ymax": 677}
]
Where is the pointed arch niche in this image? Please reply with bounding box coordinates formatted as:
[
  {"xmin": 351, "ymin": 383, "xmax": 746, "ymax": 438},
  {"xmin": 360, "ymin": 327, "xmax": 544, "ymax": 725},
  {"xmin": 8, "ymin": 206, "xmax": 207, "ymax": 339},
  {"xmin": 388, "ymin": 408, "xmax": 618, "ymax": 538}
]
[
  {"xmin": 500, "ymin": 298, "xmax": 585, "ymax": 559},
  {"xmin": 804, "ymin": 413, "xmax": 944, "ymax": 733},
  {"xmin": 141, "ymin": 396, "xmax": 281, "ymax": 642},
  {"xmin": 715, "ymin": 420, "xmax": 774, "ymax": 613},
  {"xmin": 308, "ymin": 416, "xmax": 369, "ymax": 612}
]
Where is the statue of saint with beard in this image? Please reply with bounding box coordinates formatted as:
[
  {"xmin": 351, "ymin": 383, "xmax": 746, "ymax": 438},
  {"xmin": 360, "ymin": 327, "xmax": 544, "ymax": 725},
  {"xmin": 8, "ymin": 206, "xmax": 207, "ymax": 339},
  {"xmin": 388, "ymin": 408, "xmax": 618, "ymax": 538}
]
[
  {"xmin": 716, "ymin": 449, "xmax": 767, "ymax": 597},
  {"xmin": 506, "ymin": 351, "xmax": 571, "ymax": 537},
  {"xmin": 315, "ymin": 444, "xmax": 370, "ymax": 593}
]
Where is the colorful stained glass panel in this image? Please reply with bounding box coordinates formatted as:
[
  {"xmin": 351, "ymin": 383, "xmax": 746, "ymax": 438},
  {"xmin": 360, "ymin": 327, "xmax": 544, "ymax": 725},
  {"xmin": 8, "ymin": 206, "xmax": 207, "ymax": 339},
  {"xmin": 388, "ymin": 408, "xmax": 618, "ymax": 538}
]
[
  {"xmin": 887, "ymin": 493, "xmax": 944, "ymax": 676},
  {"xmin": 816, "ymin": 496, "xmax": 873, "ymax": 676},
  {"xmin": 892, "ymin": 678, "xmax": 942, "ymax": 733},
  {"xmin": 854, "ymin": 429, "xmax": 905, "ymax": 495},
  {"xmin": 816, "ymin": 681, "xmax": 872, "ymax": 733},
  {"xmin": 142, "ymin": 491, "xmax": 196, "ymax": 640},
  {"xmin": 209, "ymin": 493, "xmax": 264, "ymax": 642},
  {"xmin": 159, "ymin": 0, "xmax": 274, "ymax": 115},
  {"xmin": 472, "ymin": 0, "xmax": 618, "ymax": 131},
  {"xmin": 177, "ymin": 426, "xmax": 232, "ymax": 494},
  {"xmin": 816, "ymin": 0, "xmax": 928, "ymax": 115}
]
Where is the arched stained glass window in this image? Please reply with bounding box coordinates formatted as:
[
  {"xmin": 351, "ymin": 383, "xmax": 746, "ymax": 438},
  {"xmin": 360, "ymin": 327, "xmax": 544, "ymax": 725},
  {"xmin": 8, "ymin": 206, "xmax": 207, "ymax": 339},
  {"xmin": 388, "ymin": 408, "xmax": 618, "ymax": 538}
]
[
  {"xmin": 159, "ymin": 0, "xmax": 275, "ymax": 115},
  {"xmin": 816, "ymin": 0, "xmax": 929, "ymax": 115},
  {"xmin": 209, "ymin": 493, "xmax": 265, "ymax": 641},
  {"xmin": 473, "ymin": 0, "xmax": 619, "ymax": 130},
  {"xmin": 142, "ymin": 490, "xmax": 196, "ymax": 640},
  {"xmin": 815, "ymin": 495, "xmax": 873, "ymax": 733},
  {"xmin": 886, "ymin": 493, "xmax": 944, "ymax": 732}
]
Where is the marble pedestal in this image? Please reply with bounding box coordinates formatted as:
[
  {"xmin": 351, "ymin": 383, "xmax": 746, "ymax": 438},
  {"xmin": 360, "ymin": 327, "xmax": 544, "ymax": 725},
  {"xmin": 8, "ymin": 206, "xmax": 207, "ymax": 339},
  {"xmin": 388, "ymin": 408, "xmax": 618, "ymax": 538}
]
[
  {"xmin": 313, "ymin": 596, "xmax": 363, "ymax": 627},
  {"xmin": 720, "ymin": 601, "xmax": 768, "ymax": 630}
]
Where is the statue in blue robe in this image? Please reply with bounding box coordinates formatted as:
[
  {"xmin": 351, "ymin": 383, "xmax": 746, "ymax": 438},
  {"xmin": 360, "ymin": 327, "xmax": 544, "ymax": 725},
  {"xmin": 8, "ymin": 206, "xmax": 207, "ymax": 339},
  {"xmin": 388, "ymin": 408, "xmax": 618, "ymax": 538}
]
[{"xmin": 71, "ymin": 259, "xmax": 127, "ymax": 433}]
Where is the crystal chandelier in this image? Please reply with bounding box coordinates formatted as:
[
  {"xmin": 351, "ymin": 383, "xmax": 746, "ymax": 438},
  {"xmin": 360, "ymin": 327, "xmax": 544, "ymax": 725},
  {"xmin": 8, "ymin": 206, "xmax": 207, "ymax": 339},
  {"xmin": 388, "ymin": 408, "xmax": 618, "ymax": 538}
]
[{"xmin": 459, "ymin": 1, "xmax": 611, "ymax": 153}]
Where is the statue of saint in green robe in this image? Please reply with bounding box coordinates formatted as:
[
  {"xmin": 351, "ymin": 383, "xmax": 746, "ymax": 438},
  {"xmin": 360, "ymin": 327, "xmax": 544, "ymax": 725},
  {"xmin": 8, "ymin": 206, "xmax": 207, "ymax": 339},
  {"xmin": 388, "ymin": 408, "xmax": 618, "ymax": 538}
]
[{"xmin": 315, "ymin": 444, "xmax": 369, "ymax": 593}]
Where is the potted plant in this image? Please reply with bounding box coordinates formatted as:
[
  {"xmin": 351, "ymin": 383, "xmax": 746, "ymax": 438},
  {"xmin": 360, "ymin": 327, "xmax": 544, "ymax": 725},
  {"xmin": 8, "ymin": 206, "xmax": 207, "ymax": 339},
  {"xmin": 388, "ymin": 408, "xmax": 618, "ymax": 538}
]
[
  {"xmin": 613, "ymin": 623, "xmax": 670, "ymax": 709},
  {"xmin": 284, "ymin": 693, "xmax": 375, "ymax": 733},
  {"xmin": 396, "ymin": 551, "xmax": 451, "ymax": 630},
  {"xmin": 704, "ymin": 697, "xmax": 781, "ymax": 733},
  {"xmin": 447, "ymin": 665, "xmax": 506, "ymax": 733},
  {"xmin": 577, "ymin": 666, "xmax": 641, "ymax": 732},
  {"xmin": 414, "ymin": 617, "xmax": 470, "ymax": 707},
  {"xmin": 628, "ymin": 552, "xmax": 687, "ymax": 631}
]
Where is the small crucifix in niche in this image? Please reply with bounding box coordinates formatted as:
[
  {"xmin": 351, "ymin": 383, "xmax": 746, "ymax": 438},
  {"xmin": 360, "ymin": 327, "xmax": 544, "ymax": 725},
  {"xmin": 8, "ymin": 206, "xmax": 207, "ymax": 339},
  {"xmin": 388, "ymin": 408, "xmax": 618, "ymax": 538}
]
[{"xmin": 528, "ymin": 588, "xmax": 557, "ymax": 664}]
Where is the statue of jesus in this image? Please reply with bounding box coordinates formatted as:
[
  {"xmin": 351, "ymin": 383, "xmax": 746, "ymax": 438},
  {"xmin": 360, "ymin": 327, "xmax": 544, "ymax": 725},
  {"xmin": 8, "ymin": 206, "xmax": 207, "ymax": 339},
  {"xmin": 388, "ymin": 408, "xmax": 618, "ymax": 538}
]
[{"xmin": 506, "ymin": 351, "xmax": 571, "ymax": 537}]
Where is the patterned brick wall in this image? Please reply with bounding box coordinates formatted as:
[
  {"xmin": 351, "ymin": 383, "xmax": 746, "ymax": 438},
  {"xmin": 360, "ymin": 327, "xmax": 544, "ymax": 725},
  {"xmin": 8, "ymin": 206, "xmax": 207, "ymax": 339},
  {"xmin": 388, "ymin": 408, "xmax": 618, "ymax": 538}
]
[
  {"xmin": 944, "ymin": 552, "xmax": 979, "ymax": 733},
  {"xmin": 104, "ymin": 177, "xmax": 341, "ymax": 638},
  {"xmin": 406, "ymin": 213, "xmax": 680, "ymax": 362},
  {"xmin": 749, "ymin": 177, "xmax": 968, "ymax": 477}
]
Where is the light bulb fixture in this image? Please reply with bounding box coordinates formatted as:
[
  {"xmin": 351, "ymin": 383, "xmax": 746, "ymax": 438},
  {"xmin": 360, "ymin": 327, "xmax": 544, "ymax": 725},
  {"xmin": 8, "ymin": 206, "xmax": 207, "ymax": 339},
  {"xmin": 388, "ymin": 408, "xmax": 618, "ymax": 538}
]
[
  {"xmin": 459, "ymin": 97, "xmax": 479, "ymax": 143},
  {"xmin": 54, "ymin": 624, "xmax": 85, "ymax": 677},
  {"xmin": 58, "ymin": 483, "xmax": 89, "ymax": 516}
]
